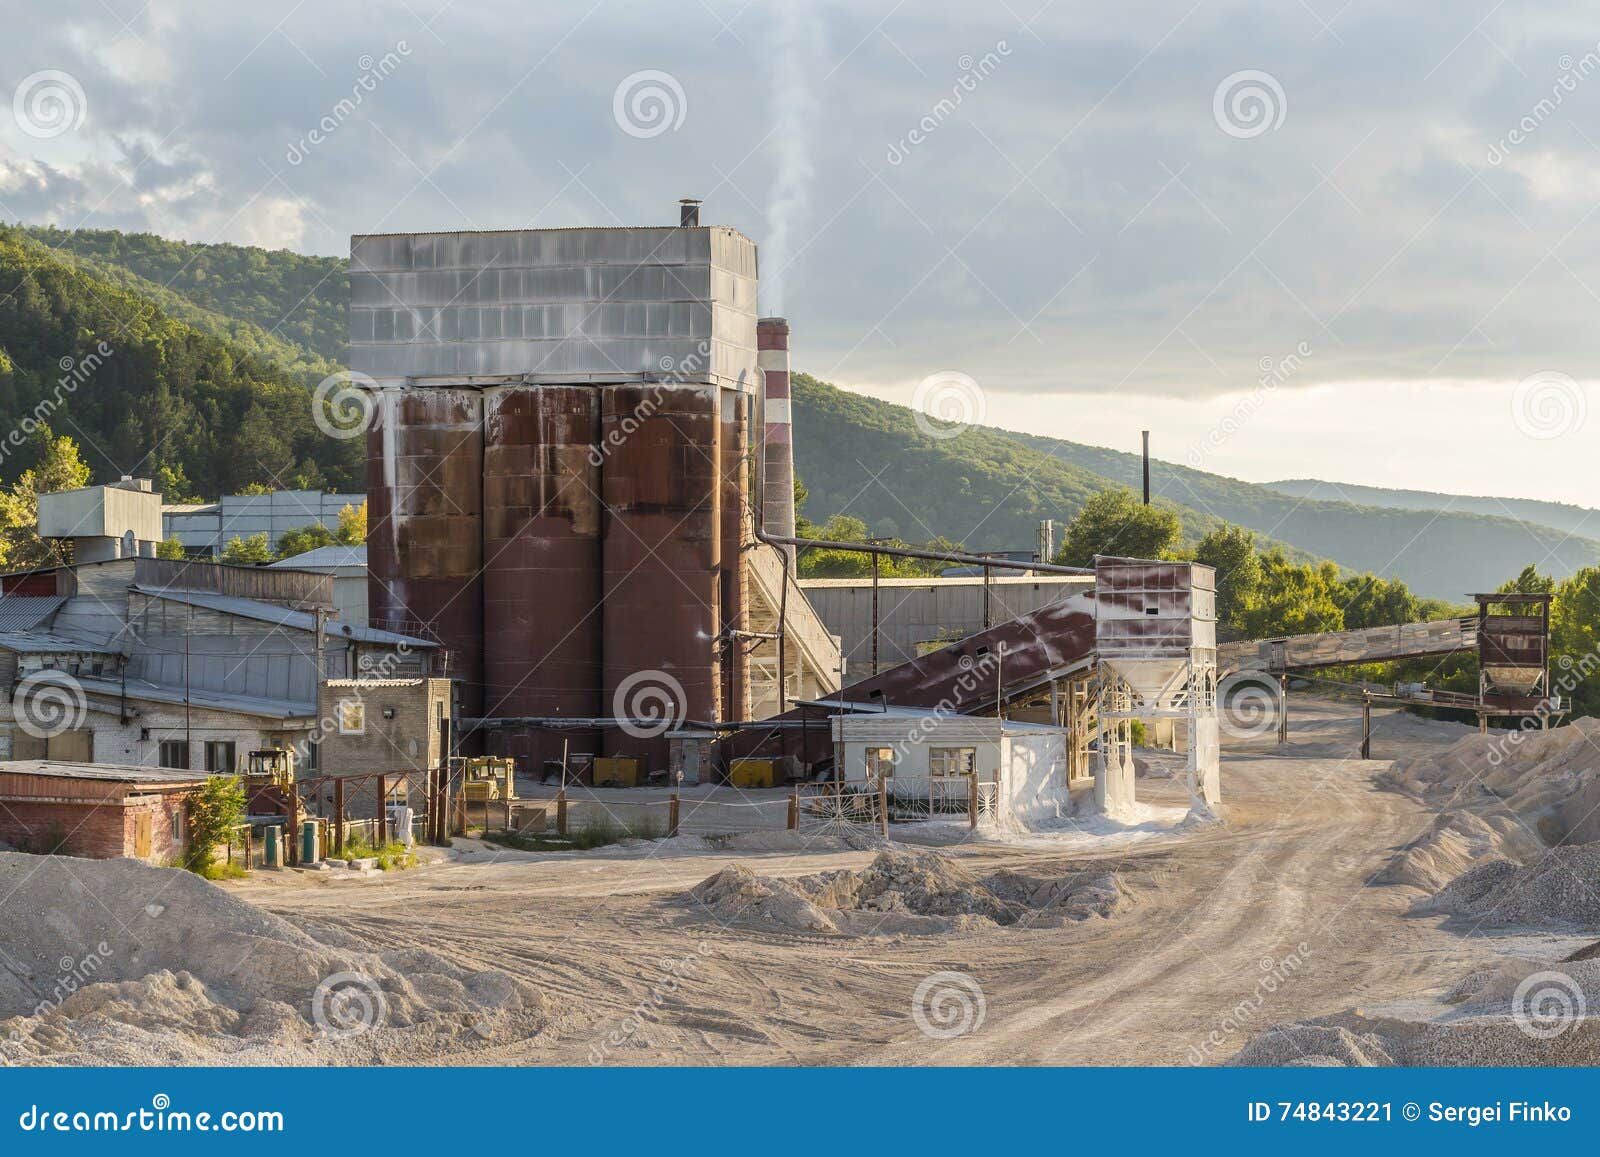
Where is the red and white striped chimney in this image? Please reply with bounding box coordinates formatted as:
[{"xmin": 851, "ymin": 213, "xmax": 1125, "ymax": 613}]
[{"xmin": 758, "ymin": 317, "xmax": 796, "ymax": 555}]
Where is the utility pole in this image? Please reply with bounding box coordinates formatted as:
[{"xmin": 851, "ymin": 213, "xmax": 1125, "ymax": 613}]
[{"xmin": 1141, "ymin": 430, "xmax": 1151, "ymax": 505}]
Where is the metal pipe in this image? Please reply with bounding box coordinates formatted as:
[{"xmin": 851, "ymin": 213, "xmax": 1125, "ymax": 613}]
[
  {"xmin": 1141, "ymin": 430, "xmax": 1151, "ymax": 505},
  {"xmin": 754, "ymin": 531, "xmax": 1093, "ymax": 575}
]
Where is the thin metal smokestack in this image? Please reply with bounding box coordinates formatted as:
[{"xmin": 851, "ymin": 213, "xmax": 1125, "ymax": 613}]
[
  {"xmin": 679, "ymin": 197, "xmax": 701, "ymax": 227},
  {"xmin": 1141, "ymin": 430, "xmax": 1151, "ymax": 505},
  {"xmin": 758, "ymin": 317, "xmax": 796, "ymax": 559}
]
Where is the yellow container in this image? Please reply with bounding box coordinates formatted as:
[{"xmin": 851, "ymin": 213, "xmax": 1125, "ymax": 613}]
[
  {"xmin": 729, "ymin": 758, "xmax": 777, "ymax": 789},
  {"xmin": 592, "ymin": 757, "xmax": 640, "ymax": 788}
]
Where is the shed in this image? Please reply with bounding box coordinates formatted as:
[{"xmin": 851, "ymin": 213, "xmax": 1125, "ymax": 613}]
[{"xmin": 0, "ymin": 760, "xmax": 212, "ymax": 862}]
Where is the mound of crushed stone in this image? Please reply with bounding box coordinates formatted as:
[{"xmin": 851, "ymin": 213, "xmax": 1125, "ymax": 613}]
[
  {"xmin": 1380, "ymin": 717, "xmax": 1600, "ymax": 847},
  {"xmin": 1232, "ymin": 956, "xmax": 1600, "ymax": 1067},
  {"xmin": 1373, "ymin": 810, "xmax": 1539, "ymax": 893},
  {"xmin": 687, "ymin": 849, "xmax": 1132, "ymax": 937},
  {"xmin": 1411, "ymin": 843, "xmax": 1600, "ymax": 930},
  {"xmin": 0, "ymin": 852, "xmax": 544, "ymax": 1066}
]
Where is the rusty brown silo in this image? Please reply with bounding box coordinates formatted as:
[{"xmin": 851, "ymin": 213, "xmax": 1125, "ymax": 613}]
[
  {"xmin": 720, "ymin": 388, "xmax": 751, "ymax": 723},
  {"xmin": 600, "ymin": 382, "xmax": 722, "ymax": 754},
  {"xmin": 366, "ymin": 387, "xmax": 485, "ymax": 715},
  {"xmin": 482, "ymin": 385, "xmax": 603, "ymax": 765}
]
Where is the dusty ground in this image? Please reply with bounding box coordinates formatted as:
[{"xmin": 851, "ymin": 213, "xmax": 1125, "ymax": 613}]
[{"xmin": 229, "ymin": 698, "xmax": 1569, "ymax": 1065}]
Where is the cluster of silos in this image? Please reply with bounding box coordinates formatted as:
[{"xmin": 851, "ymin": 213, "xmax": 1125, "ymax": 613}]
[{"xmin": 351, "ymin": 215, "xmax": 792, "ymax": 766}]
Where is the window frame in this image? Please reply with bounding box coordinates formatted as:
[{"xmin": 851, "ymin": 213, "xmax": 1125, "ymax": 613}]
[
  {"xmin": 338, "ymin": 700, "xmax": 366, "ymax": 736},
  {"xmin": 158, "ymin": 740, "xmax": 190, "ymax": 770},
  {"xmin": 928, "ymin": 746, "xmax": 978, "ymax": 776}
]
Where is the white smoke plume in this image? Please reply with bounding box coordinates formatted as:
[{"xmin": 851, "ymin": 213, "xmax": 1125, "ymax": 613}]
[{"xmin": 763, "ymin": 1, "xmax": 824, "ymax": 317}]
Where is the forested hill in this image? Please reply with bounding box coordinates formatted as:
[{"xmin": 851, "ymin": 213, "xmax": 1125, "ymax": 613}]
[
  {"xmin": 0, "ymin": 228, "xmax": 360, "ymax": 498},
  {"xmin": 1265, "ymin": 478, "xmax": 1600, "ymax": 541},
  {"xmin": 6, "ymin": 223, "xmax": 1588, "ymax": 600}
]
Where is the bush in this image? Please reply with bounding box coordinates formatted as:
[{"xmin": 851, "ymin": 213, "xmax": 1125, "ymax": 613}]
[{"xmin": 184, "ymin": 776, "xmax": 246, "ymax": 874}]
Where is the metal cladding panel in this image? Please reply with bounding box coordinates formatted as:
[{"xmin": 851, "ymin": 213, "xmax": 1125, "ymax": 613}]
[
  {"xmin": 349, "ymin": 227, "xmax": 758, "ymax": 389},
  {"xmin": 482, "ymin": 387, "xmax": 602, "ymax": 750},
  {"xmin": 366, "ymin": 388, "xmax": 484, "ymax": 713},
  {"xmin": 1093, "ymin": 558, "xmax": 1214, "ymax": 659},
  {"xmin": 719, "ymin": 389, "xmax": 751, "ymax": 723},
  {"xmin": 600, "ymin": 383, "xmax": 722, "ymax": 752}
]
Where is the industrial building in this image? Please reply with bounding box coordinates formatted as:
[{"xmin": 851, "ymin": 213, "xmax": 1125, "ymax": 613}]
[
  {"xmin": 162, "ymin": 489, "xmax": 363, "ymax": 558},
  {"xmin": 352, "ymin": 205, "xmax": 841, "ymax": 770},
  {"xmin": 270, "ymin": 544, "xmax": 368, "ymax": 624},
  {"xmin": 0, "ymin": 481, "xmax": 433, "ymax": 771}
]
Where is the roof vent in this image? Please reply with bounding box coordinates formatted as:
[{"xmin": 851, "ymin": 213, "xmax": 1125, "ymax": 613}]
[{"xmin": 679, "ymin": 198, "xmax": 701, "ymax": 227}]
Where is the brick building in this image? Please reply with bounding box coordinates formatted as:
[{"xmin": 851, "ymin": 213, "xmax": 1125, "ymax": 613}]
[
  {"xmin": 0, "ymin": 761, "xmax": 210, "ymax": 862},
  {"xmin": 310, "ymin": 678, "xmax": 453, "ymax": 818}
]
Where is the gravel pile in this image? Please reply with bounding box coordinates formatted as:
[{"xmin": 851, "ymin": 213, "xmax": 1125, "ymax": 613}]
[
  {"xmin": 1373, "ymin": 810, "xmax": 1538, "ymax": 893},
  {"xmin": 1232, "ymin": 956, "xmax": 1600, "ymax": 1067},
  {"xmin": 0, "ymin": 852, "xmax": 545, "ymax": 1066},
  {"xmin": 687, "ymin": 849, "xmax": 1131, "ymax": 937},
  {"xmin": 1411, "ymin": 843, "xmax": 1600, "ymax": 930}
]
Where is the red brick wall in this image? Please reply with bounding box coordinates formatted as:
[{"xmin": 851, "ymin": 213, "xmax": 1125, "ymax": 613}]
[{"xmin": 0, "ymin": 788, "xmax": 195, "ymax": 862}]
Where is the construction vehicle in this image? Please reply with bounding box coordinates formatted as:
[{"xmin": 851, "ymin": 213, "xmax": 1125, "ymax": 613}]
[
  {"xmin": 243, "ymin": 747, "xmax": 297, "ymax": 817},
  {"xmin": 459, "ymin": 756, "xmax": 516, "ymax": 804}
]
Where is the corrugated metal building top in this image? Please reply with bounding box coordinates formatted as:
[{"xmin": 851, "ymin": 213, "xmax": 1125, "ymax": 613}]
[
  {"xmin": 268, "ymin": 545, "xmax": 367, "ymax": 570},
  {"xmin": 131, "ymin": 586, "xmax": 435, "ymax": 648},
  {"xmin": 0, "ymin": 595, "xmax": 65, "ymax": 632},
  {"xmin": 0, "ymin": 759, "xmax": 212, "ymax": 785}
]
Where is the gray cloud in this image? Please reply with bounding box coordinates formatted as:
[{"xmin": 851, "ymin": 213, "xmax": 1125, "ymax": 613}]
[{"xmin": 3, "ymin": 0, "xmax": 1599, "ymax": 404}]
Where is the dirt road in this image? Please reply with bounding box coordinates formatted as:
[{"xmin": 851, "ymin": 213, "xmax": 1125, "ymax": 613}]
[{"xmin": 242, "ymin": 700, "xmax": 1519, "ymax": 1065}]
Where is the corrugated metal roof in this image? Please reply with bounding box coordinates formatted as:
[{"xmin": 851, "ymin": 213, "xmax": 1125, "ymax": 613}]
[
  {"xmin": 0, "ymin": 595, "xmax": 66, "ymax": 632},
  {"xmin": 0, "ymin": 630, "xmax": 121, "ymax": 654},
  {"xmin": 131, "ymin": 586, "xmax": 435, "ymax": 648},
  {"xmin": 0, "ymin": 759, "xmax": 211, "ymax": 785},
  {"xmin": 267, "ymin": 545, "xmax": 366, "ymax": 569},
  {"xmin": 73, "ymin": 673, "xmax": 316, "ymax": 720}
]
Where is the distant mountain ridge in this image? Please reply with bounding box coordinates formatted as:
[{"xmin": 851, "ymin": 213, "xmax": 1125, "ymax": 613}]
[
  {"xmin": 13, "ymin": 224, "xmax": 1591, "ymax": 601},
  {"xmin": 1265, "ymin": 478, "xmax": 1600, "ymax": 541}
]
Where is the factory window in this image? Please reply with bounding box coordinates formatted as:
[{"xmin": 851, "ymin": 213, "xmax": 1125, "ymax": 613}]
[
  {"xmin": 865, "ymin": 747, "xmax": 897, "ymax": 778},
  {"xmin": 204, "ymin": 741, "xmax": 237, "ymax": 773},
  {"xmin": 338, "ymin": 700, "xmax": 365, "ymax": 735},
  {"xmin": 929, "ymin": 747, "xmax": 977, "ymax": 776},
  {"xmin": 158, "ymin": 740, "xmax": 189, "ymax": 770}
]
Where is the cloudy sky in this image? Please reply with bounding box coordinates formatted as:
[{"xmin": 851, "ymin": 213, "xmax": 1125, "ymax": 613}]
[{"xmin": 3, "ymin": 0, "xmax": 1598, "ymax": 504}]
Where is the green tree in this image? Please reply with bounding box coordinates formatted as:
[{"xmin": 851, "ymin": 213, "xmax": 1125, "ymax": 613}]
[
  {"xmin": 335, "ymin": 499, "xmax": 366, "ymax": 544},
  {"xmin": 274, "ymin": 522, "xmax": 336, "ymax": 560},
  {"xmin": 0, "ymin": 429, "xmax": 92, "ymax": 568},
  {"xmin": 221, "ymin": 532, "xmax": 272, "ymax": 565},
  {"xmin": 1194, "ymin": 523, "xmax": 1260, "ymax": 631},
  {"xmin": 1242, "ymin": 549, "xmax": 1345, "ymax": 638},
  {"xmin": 155, "ymin": 535, "xmax": 188, "ymax": 560},
  {"xmin": 1055, "ymin": 488, "xmax": 1181, "ymax": 568},
  {"xmin": 1499, "ymin": 564, "xmax": 1554, "ymax": 596},
  {"xmin": 183, "ymin": 775, "xmax": 246, "ymax": 875},
  {"xmin": 1339, "ymin": 574, "xmax": 1421, "ymax": 629}
]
